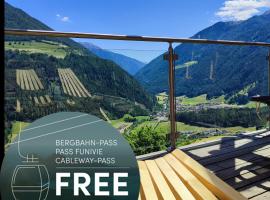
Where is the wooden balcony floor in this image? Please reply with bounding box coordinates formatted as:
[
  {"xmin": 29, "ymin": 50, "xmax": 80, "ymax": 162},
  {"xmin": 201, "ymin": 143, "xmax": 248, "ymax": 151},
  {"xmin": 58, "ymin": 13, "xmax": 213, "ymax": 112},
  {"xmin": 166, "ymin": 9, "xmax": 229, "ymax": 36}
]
[
  {"xmin": 183, "ymin": 130, "xmax": 270, "ymax": 200},
  {"xmin": 138, "ymin": 130, "xmax": 270, "ymax": 200}
]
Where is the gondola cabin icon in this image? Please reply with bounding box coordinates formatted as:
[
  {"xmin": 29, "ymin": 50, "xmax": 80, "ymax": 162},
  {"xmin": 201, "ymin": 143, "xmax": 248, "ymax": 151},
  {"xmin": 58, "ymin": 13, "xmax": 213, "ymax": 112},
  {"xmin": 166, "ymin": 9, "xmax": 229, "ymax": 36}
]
[
  {"xmin": 11, "ymin": 123, "xmax": 50, "ymax": 200},
  {"xmin": 11, "ymin": 164, "xmax": 49, "ymax": 200}
]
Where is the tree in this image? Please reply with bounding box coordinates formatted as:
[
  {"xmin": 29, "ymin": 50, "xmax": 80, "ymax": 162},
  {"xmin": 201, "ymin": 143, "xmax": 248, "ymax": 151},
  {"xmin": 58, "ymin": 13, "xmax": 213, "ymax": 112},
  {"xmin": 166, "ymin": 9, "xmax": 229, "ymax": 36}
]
[
  {"xmin": 124, "ymin": 126, "xmax": 167, "ymax": 155},
  {"xmin": 176, "ymin": 107, "xmax": 267, "ymax": 128}
]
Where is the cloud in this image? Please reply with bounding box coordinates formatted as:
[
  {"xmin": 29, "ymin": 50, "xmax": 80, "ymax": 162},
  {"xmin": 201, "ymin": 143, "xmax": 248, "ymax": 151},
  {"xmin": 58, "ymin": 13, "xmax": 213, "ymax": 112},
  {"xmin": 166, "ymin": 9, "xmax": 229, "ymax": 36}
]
[
  {"xmin": 61, "ymin": 16, "xmax": 70, "ymax": 22},
  {"xmin": 56, "ymin": 14, "xmax": 70, "ymax": 22},
  {"xmin": 216, "ymin": 0, "xmax": 270, "ymax": 21}
]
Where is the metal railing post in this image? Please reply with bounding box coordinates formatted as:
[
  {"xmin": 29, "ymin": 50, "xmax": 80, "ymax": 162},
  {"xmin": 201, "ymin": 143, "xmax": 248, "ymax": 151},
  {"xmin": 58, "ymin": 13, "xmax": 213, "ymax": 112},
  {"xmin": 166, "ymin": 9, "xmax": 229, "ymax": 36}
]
[
  {"xmin": 268, "ymin": 51, "xmax": 270, "ymax": 95},
  {"xmin": 266, "ymin": 50, "xmax": 270, "ymax": 130},
  {"xmin": 164, "ymin": 43, "xmax": 177, "ymax": 150}
]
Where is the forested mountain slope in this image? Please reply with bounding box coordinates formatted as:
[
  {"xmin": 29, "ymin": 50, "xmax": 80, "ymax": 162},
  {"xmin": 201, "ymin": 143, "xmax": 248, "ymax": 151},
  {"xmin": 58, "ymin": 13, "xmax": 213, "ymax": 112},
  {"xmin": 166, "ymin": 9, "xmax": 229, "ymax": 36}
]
[
  {"xmin": 81, "ymin": 42, "xmax": 145, "ymax": 75},
  {"xmin": 135, "ymin": 11, "xmax": 270, "ymax": 102}
]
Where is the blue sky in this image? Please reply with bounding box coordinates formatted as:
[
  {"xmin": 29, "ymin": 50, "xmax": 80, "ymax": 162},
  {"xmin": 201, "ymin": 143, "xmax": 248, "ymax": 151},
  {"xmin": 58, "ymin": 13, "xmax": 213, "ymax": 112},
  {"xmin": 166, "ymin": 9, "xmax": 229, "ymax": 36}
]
[{"xmin": 6, "ymin": 0, "xmax": 270, "ymax": 62}]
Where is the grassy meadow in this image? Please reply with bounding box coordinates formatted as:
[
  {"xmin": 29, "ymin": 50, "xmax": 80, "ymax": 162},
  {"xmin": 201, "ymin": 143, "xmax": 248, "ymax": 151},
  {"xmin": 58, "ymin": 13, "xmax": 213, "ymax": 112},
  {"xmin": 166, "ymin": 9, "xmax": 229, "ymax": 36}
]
[{"xmin": 5, "ymin": 41, "xmax": 68, "ymax": 58}]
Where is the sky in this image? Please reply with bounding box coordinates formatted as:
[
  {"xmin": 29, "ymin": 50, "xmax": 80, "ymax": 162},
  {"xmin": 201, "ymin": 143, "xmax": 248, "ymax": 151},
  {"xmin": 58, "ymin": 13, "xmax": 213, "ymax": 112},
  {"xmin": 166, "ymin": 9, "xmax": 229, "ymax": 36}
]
[{"xmin": 6, "ymin": 0, "xmax": 270, "ymax": 63}]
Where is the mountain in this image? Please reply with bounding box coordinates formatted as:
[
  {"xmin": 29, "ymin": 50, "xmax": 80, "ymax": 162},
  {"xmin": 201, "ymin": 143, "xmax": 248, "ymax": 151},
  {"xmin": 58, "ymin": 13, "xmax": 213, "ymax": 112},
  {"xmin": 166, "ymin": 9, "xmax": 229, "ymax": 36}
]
[
  {"xmin": 4, "ymin": 2, "xmax": 85, "ymax": 50},
  {"xmin": 135, "ymin": 11, "xmax": 270, "ymax": 102},
  {"xmin": 5, "ymin": 1, "xmax": 145, "ymax": 75},
  {"xmin": 81, "ymin": 42, "xmax": 145, "ymax": 75},
  {"xmin": 4, "ymin": 2, "xmax": 154, "ymax": 122}
]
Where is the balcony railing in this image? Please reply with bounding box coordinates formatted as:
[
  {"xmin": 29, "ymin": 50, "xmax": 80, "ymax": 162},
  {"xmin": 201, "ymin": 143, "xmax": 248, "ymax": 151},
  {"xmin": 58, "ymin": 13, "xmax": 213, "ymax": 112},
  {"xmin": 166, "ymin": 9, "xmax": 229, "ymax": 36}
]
[{"xmin": 4, "ymin": 28, "xmax": 270, "ymax": 151}]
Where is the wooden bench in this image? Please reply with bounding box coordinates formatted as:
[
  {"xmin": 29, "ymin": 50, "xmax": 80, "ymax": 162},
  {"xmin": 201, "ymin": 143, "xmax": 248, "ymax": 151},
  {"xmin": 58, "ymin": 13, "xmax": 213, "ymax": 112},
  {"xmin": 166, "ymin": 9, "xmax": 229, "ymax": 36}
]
[{"xmin": 138, "ymin": 149, "xmax": 247, "ymax": 200}]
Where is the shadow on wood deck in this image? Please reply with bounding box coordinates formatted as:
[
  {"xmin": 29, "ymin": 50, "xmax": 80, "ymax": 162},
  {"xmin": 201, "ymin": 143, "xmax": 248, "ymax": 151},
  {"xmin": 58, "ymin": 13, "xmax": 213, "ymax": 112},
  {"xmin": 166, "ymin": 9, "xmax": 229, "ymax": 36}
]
[{"xmin": 137, "ymin": 129, "xmax": 270, "ymax": 199}]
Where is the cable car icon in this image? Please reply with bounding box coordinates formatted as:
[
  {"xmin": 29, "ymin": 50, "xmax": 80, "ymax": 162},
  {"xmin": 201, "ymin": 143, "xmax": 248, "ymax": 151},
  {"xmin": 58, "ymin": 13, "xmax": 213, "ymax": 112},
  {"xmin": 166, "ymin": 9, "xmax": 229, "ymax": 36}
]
[
  {"xmin": 11, "ymin": 123, "xmax": 50, "ymax": 200},
  {"xmin": 11, "ymin": 164, "xmax": 49, "ymax": 200}
]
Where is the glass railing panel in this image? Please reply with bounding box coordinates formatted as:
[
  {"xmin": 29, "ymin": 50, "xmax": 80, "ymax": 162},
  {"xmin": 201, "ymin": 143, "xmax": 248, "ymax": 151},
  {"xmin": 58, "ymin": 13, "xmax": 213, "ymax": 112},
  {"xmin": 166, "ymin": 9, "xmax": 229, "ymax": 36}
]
[
  {"xmin": 174, "ymin": 44, "xmax": 269, "ymax": 147},
  {"xmin": 4, "ymin": 35, "xmax": 170, "ymax": 155}
]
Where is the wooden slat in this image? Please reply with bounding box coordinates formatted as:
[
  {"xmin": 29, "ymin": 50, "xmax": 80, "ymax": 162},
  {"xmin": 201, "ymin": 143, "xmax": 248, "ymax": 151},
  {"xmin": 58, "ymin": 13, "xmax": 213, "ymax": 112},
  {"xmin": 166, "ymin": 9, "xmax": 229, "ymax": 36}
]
[
  {"xmin": 226, "ymin": 165, "xmax": 270, "ymax": 189},
  {"xmin": 219, "ymin": 157, "xmax": 270, "ymax": 182},
  {"xmin": 172, "ymin": 149, "xmax": 247, "ymax": 200},
  {"xmin": 145, "ymin": 160, "xmax": 176, "ymax": 200},
  {"xmin": 205, "ymin": 164, "xmax": 223, "ymax": 172},
  {"xmin": 138, "ymin": 161, "xmax": 158, "ymax": 200},
  {"xmin": 239, "ymin": 179, "xmax": 270, "ymax": 199},
  {"xmin": 196, "ymin": 136, "xmax": 270, "ymax": 165},
  {"xmin": 210, "ymin": 146, "xmax": 270, "ymax": 172},
  {"xmin": 164, "ymin": 153, "xmax": 218, "ymax": 200},
  {"xmin": 155, "ymin": 157, "xmax": 196, "ymax": 200},
  {"xmin": 216, "ymin": 150, "xmax": 270, "ymax": 180},
  {"xmin": 198, "ymin": 143, "xmax": 270, "ymax": 178},
  {"xmin": 249, "ymin": 191, "xmax": 270, "ymax": 200},
  {"xmin": 189, "ymin": 135, "xmax": 268, "ymax": 161}
]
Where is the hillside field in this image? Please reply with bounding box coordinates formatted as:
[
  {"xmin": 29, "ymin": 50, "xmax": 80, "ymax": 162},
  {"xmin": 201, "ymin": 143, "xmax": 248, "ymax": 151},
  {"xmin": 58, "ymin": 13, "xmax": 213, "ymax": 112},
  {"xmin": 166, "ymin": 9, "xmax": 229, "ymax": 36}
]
[
  {"xmin": 132, "ymin": 120, "xmax": 256, "ymax": 135},
  {"xmin": 5, "ymin": 41, "xmax": 70, "ymax": 58},
  {"xmin": 156, "ymin": 93, "xmax": 259, "ymax": 107}
]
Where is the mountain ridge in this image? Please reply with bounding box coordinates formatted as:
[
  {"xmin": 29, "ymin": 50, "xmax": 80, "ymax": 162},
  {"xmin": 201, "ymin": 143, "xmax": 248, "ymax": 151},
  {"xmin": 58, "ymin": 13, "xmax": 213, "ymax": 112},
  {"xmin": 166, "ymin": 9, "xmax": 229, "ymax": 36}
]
[
  {"xmin": 81, "ymin": 42, "xmax": 145, "ymax": 75},
  {"xmin": 135, "ymin": 11, "xmax": 270, "ymax": 102}
]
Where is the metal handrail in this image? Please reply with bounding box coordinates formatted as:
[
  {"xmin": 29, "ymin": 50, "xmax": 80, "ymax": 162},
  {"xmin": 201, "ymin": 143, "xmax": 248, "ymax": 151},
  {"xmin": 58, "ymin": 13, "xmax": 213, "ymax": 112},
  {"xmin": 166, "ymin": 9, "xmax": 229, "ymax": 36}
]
[{"xmin": 5, "ymin": 29, "xmax": 270, "ymax": 47}]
